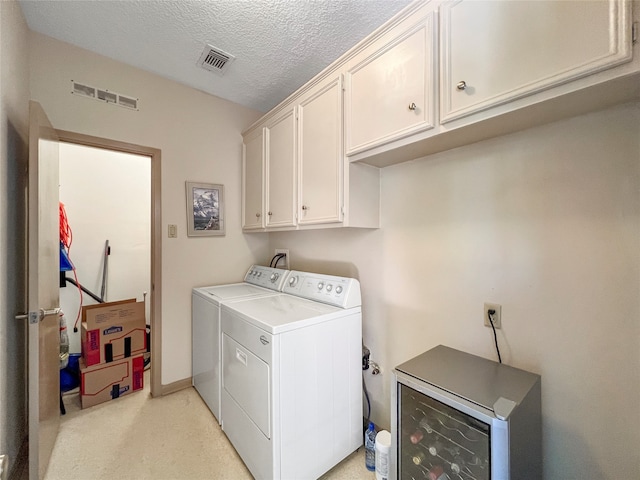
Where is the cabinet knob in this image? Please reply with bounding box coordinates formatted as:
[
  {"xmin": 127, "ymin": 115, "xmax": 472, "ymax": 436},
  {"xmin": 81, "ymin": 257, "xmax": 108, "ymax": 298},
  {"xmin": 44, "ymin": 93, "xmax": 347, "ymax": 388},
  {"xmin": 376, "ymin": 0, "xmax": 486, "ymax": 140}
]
[
  {"xmin": 268, "ymin": 211, "xmax": 272, "ymax": 216},
  {"xmin": 456, "ymin": 81, "xmax": 467, "ymax": 91},
  {"xmin": 301, "ymin": 205, "xmax": 308, "ymax": 211},
  {"xmin": 408, "ymin": 102, "xmax": 417, "ymax": 111},
  {"xmin": 256, "ymin": 213, "xmax": 261, "ymax": 218}
]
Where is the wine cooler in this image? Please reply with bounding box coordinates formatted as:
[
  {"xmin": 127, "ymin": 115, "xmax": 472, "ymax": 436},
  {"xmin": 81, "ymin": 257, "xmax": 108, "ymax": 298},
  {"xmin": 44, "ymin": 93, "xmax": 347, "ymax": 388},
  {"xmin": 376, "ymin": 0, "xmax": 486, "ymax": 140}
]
[{"xmin": 391, "ymin": 345, "xmax": 541, "ymax": 480}]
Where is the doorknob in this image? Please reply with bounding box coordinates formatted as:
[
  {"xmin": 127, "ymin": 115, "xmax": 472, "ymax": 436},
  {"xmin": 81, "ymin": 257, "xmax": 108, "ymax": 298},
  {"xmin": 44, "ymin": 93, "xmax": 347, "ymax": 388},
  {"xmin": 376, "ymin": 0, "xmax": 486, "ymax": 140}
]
[{"xmin": 16, "ymin": 307, "xmax": 60, "ymax": 324}]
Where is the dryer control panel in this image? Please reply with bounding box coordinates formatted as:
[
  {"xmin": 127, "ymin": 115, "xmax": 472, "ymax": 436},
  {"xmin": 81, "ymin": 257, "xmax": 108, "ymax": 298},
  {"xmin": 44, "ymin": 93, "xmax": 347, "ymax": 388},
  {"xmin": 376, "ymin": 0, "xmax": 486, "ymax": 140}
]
[
  {"xmin": 244, "ymin": 265, "xmax": 289, "ymax": 291},
  {"xmin": 283, "ymin": 271, "xmax": 361, "ymax": 308}
]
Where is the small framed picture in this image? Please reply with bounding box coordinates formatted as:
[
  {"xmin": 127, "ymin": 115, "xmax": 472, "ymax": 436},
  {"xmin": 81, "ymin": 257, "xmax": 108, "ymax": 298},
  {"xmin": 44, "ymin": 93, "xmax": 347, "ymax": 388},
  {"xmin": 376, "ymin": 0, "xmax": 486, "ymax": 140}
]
[{"xmin": 185, "ymin": 182, "xmax": 225, "ymax": 237}]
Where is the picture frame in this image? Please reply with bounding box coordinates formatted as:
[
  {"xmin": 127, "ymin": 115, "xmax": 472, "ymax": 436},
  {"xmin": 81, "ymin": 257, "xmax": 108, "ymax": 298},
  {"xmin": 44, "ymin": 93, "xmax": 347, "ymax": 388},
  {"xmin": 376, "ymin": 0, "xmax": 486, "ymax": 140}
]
[{"xmin": 185, "ymin": 181, "xmax": 225, "ymax": 237}]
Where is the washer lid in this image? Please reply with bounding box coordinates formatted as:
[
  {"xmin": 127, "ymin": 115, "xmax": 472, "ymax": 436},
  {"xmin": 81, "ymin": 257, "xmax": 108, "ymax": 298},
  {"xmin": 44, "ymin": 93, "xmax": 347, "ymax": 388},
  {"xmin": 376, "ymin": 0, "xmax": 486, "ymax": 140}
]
[
  {"xmin": 222, "ymin": 294, "xmax": 361, "ymax": 334},
  {"xmin": 192, "ymin": 283, "xmax": 276, "ymax": 304}
]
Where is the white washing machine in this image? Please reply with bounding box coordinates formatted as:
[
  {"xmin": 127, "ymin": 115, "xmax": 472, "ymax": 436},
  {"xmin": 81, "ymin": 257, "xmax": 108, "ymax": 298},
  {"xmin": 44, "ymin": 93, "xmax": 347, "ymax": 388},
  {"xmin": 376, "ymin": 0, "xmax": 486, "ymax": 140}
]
[
  {"xmin": 192, "ymin": 265, "xmax": 288, "ymax": 424},
  {"xmin": 220, "ymin": 270, "xmax": 362, "ymax": 480}
]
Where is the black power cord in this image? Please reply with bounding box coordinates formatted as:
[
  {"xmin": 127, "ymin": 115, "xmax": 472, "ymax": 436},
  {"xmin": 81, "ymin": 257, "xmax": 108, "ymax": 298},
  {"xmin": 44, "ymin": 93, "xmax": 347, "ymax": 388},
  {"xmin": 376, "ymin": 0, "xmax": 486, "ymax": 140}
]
[
  {"xmin": 269, "ymin": 253, "xmax": 286, "ymax": 268},
  {"xmin": 488, "ymin": 309, "xmax": 502, "ymax": 363}
]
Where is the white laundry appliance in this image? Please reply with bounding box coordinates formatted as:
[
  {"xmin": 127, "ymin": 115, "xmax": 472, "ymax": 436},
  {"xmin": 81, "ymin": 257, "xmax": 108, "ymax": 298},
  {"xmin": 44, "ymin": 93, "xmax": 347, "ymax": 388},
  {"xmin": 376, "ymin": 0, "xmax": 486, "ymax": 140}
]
[
  {"xmin": 220, "ymin": 270, "xmax": 363, "ymax": 480},
  {"xmin": 192, "ymin": 265, "xmax": 288, "ymax": 424}
]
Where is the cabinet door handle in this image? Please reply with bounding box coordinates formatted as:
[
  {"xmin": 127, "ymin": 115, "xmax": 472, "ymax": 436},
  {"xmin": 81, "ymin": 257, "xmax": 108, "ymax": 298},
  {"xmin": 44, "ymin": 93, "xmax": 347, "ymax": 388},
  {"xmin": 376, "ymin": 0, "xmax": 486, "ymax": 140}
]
[
  {"xmin": 268, "ymin": 211, "xmax": 272, "ymax": 216},
  {"xmin": 456, "ymin": 81, "xmax": 467, "ymax": 91},
  {"xmin": 408, "ymin": 102, "xmax": 417, "ymax": 111},
  {"xmin": 301, "ymin": 205, "xmax": 308, "ymax": 211},
  {"xmin": 256, "ymin": 213, "xmax": 261, "ymax": 218}
]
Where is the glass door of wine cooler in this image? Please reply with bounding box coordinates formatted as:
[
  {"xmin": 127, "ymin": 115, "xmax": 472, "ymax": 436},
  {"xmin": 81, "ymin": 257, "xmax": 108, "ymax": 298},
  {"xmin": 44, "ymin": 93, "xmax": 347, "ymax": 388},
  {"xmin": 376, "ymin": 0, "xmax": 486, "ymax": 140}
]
[{"xmin": 399, "ymin": 384, "xmax": 491, "ymax": 480}]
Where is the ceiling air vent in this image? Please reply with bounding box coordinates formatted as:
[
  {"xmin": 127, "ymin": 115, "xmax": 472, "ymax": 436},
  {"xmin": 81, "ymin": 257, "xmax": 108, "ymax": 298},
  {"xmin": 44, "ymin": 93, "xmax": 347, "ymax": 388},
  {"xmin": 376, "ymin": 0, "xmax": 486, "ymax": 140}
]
[
  {"xmin": 71, "ymin": 80, "xmax": 138, "ymax": 111},
  {"xmin": 198, "ymin": 44, "xmax": 235, "ymax": 75}
]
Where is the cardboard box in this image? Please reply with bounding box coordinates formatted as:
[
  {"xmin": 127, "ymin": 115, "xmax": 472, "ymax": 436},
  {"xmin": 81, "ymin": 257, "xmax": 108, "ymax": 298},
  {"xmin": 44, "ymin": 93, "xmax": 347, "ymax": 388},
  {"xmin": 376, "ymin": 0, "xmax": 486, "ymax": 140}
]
[
  {"xmin": 80, "ymin": 355, "xmax": 144, "ymax": 409},
  {"xmin": 82, "ymin": 298, "xmax": 141, "ymax": 330},
  {"xmin": 81, "ymin": 299, "xmax": 147, "ymax": 366},
  {"xmin": 81, "ymin": 320, "xmax": 147, "ymax": 366}
]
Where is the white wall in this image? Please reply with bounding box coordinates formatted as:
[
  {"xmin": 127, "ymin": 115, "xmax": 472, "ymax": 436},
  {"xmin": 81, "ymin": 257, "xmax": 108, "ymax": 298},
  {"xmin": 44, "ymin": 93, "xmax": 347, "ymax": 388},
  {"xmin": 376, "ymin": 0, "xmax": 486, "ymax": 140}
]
[
  {"xmin": 29, "ymin": 32, "xmax": 270, "ymax": 385},
  {"xmin": 59, "ymin": 143, "xmax": 151, "ymax": 354},
  {"xmin": 269, "ymin": 102, "xmax": 640, "ymax": 479},
  {"xmin": 0, "ymin": 0, "xmax": 30, "ymax": 473}
]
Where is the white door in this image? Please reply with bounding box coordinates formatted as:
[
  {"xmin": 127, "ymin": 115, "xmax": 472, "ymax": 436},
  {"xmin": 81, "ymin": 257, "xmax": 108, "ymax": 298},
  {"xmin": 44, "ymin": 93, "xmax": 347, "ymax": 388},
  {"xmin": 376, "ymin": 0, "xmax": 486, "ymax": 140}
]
[
  {"xmin": 265, "ymin": 105, "xmax": 296, "ymax": 228},
  {"xmin": 241, "ymin": 129, "xmax": 264, "ymax": 230},
  {"xmin": 439, "ymin": 0, "xmax": 631, "ymax": 123},
  {"xmin": 298, "ymin": 74, "xmax": 343, "ymax": 225},
  {"xmin": 345, "ymin": 9, "xmax": 435, "ymax": 155},
  {"xmin": 27, "ymin": 101, "xmax": 60, "ymax": 480}
]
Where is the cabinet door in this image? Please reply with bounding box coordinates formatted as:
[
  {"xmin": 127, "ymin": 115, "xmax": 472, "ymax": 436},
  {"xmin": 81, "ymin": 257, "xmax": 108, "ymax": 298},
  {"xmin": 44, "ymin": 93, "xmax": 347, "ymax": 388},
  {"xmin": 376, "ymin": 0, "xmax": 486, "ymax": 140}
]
[
  {"xmin": 345, "ymin": 9, "xmax": 435, "ymax": 156},
  {"xmin": 265, "ymin": 106, "xmax": 297, "ymax": 228},
  {"xmin": 242, "ymin": 129, "xmax": 264, "ymax": 230},
  {"xmin": 440, "ymin": 0, "xmax": 632, "ymax": 123},
  {"xmin": 298, "ymin": 75, "xmax": 343, "ymax": 225}
]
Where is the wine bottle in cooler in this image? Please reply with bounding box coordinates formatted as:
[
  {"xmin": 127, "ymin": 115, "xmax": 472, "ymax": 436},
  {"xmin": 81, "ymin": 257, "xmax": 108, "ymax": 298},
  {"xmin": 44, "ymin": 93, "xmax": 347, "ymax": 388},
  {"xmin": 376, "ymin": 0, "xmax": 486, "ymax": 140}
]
[
  {"xmin": 427, "ymin": 439, "xmax": 444, "ymax": 457},
  {"xmin": 409, "ymin": 426, "xmax": 424, "ymax": 444}
]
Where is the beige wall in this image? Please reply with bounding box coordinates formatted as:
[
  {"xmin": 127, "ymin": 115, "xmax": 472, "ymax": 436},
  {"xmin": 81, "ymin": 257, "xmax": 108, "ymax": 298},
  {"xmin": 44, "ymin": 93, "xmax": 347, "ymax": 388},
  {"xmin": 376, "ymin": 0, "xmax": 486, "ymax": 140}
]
[
  {"xmin": 28, "ymin": 31, "xmax": 269, "ymax": 385},
  {"xmin": 269, "ymin": 102, "xmax": 640, "ymax": 479},
  {"xmin": 0, "ymin": 0, "xmax": 30, "ymax": 473}
]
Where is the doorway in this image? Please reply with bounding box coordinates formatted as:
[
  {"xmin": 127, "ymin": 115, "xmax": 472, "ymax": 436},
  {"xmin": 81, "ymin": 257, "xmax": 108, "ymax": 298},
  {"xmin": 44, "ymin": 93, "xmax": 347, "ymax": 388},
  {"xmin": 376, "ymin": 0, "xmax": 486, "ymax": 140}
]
[{"xmin": 56, "ymin": 130, "xmax": 162, "ymax": 398}]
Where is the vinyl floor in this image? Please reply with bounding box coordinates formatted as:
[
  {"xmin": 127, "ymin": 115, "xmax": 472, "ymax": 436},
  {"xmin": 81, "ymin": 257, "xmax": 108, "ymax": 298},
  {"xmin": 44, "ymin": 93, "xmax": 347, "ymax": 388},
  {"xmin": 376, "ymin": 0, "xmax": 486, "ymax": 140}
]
[{"xmin": 43, "ymin": 371, "xmax": 374, "ymax": 480}]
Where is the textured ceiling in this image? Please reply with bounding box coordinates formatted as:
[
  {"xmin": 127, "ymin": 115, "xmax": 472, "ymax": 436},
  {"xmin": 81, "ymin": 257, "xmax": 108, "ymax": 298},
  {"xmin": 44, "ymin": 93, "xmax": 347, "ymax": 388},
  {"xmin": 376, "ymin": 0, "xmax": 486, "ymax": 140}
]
[{"xmin": 18, "ymin": 0, "xmax": 412, "ymax": 113}]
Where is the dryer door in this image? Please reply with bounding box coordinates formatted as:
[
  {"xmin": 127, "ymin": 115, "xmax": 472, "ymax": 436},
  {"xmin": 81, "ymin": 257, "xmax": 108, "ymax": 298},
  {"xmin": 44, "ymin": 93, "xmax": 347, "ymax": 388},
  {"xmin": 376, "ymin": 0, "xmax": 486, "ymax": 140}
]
[{"xmin": 222, "ymin": 333, "xmax": 271, "ymax": 438}]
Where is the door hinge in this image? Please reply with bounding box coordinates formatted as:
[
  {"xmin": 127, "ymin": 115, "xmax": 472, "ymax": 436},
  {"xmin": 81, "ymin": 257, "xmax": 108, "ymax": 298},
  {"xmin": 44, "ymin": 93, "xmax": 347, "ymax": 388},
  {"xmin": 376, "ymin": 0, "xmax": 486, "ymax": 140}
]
[{"xmin": 633, "ymin": 22, "xmax": 638, "ymax": 45}]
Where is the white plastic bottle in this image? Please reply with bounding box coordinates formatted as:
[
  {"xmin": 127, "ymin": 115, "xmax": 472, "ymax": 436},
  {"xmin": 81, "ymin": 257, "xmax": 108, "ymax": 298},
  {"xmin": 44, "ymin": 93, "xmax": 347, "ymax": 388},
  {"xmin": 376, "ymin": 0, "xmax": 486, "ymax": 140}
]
[
  {"xmin": 59, "ymin": 311, "xmax": 69, "ymax": 369},
  {"xmin": 375, "ymin": 429, "xmax": 391, "ymax": 480},
  {"xmin": 365, "ymin": 422, "xmax": 376, "ymax": 471}
]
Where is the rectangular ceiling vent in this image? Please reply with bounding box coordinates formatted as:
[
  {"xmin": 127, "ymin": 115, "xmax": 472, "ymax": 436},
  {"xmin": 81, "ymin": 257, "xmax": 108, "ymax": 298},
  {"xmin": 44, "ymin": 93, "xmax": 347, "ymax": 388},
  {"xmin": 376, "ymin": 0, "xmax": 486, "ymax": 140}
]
[
  {"xmin": 198, "ymin": 44, "xmax": 235, "ymax": 75},
  {"xmin": 71, "ymin": 80, "xmax": 138, "ymax": 111}
]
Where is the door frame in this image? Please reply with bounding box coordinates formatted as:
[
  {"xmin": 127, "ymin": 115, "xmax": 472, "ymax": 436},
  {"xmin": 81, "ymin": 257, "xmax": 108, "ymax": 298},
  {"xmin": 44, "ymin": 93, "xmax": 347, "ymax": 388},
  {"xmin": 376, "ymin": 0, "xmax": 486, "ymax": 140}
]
[{"xmin": 55, "ymin": 129, "xmax": 162, "ymax": 398}]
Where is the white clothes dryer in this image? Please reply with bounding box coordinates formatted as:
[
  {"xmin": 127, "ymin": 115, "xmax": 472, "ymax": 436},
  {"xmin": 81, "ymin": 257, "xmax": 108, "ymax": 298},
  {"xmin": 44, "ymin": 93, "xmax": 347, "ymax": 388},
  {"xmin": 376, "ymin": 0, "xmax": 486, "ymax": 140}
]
[
  {"xmin": 192, "ymin": 265, "xmax": 288, "ymax": 424},
  {"xmin": 220, "ymin": 270, "xmax": 362, "ymax": 479}
]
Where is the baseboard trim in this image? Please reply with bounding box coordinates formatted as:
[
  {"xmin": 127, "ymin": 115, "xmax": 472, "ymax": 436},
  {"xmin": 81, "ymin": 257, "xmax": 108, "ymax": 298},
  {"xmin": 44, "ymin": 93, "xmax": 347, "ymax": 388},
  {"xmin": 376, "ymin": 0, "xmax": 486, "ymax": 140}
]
[{"xmin": 160, "ymin": 377, "xmax": 192, "ymax": 396}]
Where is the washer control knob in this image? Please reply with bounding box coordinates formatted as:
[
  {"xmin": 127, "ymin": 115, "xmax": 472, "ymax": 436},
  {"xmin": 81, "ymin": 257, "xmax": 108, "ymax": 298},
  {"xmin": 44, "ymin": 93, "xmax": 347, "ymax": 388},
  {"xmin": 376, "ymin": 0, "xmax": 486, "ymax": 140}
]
[
  {"xmin": 317, "ymin": 282, "xmax": 324, "ymax": 290},
  {"xmin": 270, "ymin": 273, "xmax": 279, "ymax": 283},
  {"xmin": 257, "ymin": 272, "xmax": 262, "ymax": 277},
  {"xmin": 288, "ymin": 276, "xmax": 298, "ymax": 287},
  {"xmin": 326, "ymin": 284, "xmax": 333, "ymax": 292},
  {"xmin": 335, "ymin": 286, "xmax": 343, "ymax": 294}
]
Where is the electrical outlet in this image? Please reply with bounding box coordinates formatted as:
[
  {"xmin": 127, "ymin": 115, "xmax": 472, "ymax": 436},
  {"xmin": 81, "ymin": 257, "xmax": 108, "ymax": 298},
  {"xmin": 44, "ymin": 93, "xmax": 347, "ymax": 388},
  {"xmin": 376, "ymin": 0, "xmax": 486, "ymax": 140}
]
[
  {"xmin": 274, "ymin": 249, "xmax": 290, "ymax": 269},
  {"xmin": 484, "ymin": 303, "xmax": 502, "ymax": 329}
]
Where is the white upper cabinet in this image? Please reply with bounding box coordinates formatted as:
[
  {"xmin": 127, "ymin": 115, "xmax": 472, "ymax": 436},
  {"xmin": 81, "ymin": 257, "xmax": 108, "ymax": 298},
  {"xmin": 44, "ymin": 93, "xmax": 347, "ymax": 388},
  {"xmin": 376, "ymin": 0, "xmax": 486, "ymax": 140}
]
[
  {"xmin": 345, "ymin": 5, "xmax": 436, "ymax": 156},
  {"xmin": 241, "ymin": 128, "xmax": 264, "ymax": 230},
  {"xmin": 298, "ymin": 75, "xmax": 344, "ymax": 226},
  {"xmin": 242, "ymin": 0, "xmax": 639, "ymax": 203},
  {"xmin": 265, "ymin": 105, "xmax": 297, "ymax": 228},
  {"xmin": 440, "ymin": 0, "xmax": 633, "ymax": 123}
]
